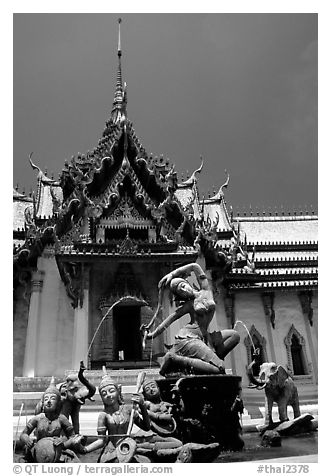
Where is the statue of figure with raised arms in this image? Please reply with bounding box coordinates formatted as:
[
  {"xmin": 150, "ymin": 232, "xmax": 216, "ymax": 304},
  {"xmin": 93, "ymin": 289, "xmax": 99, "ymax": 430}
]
[{"xmin": 142, "ymin": 262, "xmax": 240, "ymax": 376}]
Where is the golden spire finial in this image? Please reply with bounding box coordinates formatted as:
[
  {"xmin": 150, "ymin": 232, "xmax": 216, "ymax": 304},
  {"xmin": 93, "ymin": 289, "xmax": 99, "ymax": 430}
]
[
  {"xmin": 118, "ymin": 18, "xmax": 122, "ymax": 57},
  {"xmin": 111, "ymin": 17, "xmax": 126, "ymax": 124}
]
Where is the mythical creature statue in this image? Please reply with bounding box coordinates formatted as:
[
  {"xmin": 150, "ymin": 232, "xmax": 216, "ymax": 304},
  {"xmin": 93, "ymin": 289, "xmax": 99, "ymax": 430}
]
[
  {"xmin": 142, "ymin": 263, "xmax": 240, "ymax": 376},
  {"xmin": 247, "ymin": 352, "xmax": 301, "ymax": 426},
  {"xmin": 35, "ymin": 361, "xmax": 96, "ymax": 434}
]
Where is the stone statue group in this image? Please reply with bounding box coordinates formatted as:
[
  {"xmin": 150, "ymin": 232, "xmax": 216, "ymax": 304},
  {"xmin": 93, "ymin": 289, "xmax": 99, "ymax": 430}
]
[{"xmin": 16, "ymin": 263, "xmax": 315, "ymax": 463}]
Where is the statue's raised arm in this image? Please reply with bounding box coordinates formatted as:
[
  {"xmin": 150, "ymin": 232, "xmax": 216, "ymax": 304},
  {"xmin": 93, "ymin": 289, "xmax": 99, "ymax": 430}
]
[
  {"xmin": 158, "ymin": 263, "xmax": 208, "ymax": 291},
  {"xmin": 144, "ymin": 262, "xmax": 240, "ymax": 377}
]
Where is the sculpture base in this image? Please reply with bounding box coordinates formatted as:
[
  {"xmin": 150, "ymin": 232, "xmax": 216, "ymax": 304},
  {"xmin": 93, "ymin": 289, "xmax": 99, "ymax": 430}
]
[
  {"xmin": 257, "ymin": 414, "xmax": 318, "ymax": 436},
  {"xmin": 157, "ymin": 374, "xmax": 244, "ymax": 452}
]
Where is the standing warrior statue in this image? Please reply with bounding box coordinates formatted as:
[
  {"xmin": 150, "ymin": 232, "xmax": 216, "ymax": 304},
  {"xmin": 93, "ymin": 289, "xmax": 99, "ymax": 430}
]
[{"xmin": 142, "ymin": 262, "xmax": 240, "ymax": 376}]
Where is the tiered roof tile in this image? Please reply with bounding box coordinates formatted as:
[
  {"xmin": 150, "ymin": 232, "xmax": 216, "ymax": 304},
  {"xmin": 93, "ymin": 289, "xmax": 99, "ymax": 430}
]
[
  {"xmin": 13, "ymin": 192, "xmax": 32, "ymax": 231},
  {"xmin": 237, "ymin": 216, "xmax": 317, "ymax": 243}
]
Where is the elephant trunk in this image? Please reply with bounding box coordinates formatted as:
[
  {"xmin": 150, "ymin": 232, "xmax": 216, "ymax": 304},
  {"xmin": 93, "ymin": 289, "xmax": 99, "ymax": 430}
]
[
  {"xmin": 247, "ymin": 361, "xmax": 266, "ymax": 389},
  {"xmin": 78, "ymin": 361, "xmax": 96, "ymax": 402}
]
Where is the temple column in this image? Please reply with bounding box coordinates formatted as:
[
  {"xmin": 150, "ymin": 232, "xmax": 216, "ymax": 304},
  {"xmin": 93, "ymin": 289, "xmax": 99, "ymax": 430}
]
[
  {"xmin": 23, "ymin": 270, "xmax": 45, "ymax": 377},
  {"xmin": 72, "ymin": 265, "xmax": 90, "ymax": 370}
]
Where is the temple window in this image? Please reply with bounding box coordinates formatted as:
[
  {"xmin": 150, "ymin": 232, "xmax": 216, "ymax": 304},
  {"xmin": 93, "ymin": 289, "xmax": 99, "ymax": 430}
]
[
  {"xmin": 290, "ymin": 334, "xmax": 305, "ymax": 375},
  {"xmin": 284, "ymin": 325, "xmax": 309, "ymax": 376}
]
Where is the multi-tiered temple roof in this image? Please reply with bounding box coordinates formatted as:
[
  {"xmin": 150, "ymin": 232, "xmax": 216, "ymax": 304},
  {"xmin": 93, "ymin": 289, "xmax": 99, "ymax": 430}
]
[{"xmin": 13, "ymin": 20, "xmax": 317, "ymax": 304}]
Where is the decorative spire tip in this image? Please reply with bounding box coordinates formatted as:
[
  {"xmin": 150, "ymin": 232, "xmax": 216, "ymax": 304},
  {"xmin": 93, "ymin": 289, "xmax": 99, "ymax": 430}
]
[{"xmin": 118, "ymin": 18, "xmax": 122, "ymax": 56}]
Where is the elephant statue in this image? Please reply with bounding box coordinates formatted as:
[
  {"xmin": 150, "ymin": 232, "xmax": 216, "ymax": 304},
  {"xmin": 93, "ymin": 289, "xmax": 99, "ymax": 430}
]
[
  {"xmin": 247, "ymin": 354, "xmax": 300, "ymax": 426},
  {"xmin": 35, "ymin": 361, "xmax": 96, "ymax": 434}
]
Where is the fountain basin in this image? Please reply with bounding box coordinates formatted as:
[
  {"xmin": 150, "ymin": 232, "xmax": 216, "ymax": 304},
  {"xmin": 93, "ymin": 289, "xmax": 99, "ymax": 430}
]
[{"xmin": 158, "ymin": 374, "xmax": 244, "ymax": 451}]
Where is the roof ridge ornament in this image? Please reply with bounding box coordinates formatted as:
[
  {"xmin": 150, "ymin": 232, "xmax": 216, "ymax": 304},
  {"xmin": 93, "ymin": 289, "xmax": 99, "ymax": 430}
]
[
  {"xmin": 180, "ymin": 156, "xmax": 204, "ymax": 187},
  {"xmin": 209, "ymin": 169, "xmax": 230, "ymax": 200},
  {"xmin": 29, "ymin": 152, "xmax": 57, "ymax": 184}
]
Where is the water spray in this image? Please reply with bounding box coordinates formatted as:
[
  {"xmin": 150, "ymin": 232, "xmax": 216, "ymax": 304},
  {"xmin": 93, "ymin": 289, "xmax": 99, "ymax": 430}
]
[
  {"xmin": 13, "ymin": 402, "xmax": 24, "ymax": 453},
  {"xmin": 86, "ymin": 296, "xmax": 147, "ymax": 363},
  {"xmin": 234, "ymin": 320, "xmax": 256, "ymax": 352}
]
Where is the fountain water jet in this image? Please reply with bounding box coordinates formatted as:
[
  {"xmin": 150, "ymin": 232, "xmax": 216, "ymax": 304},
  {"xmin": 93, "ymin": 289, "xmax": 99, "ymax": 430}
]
[
  {"xmin": 86, "ymin": 296, "xmax": 148, "ymax": 363},
  {"xmin": 13, "ymin": 403, "xmax": 24, "ymax": 453},
  {"xmin": 234, "ymin": 320, "xmax": 257, "ymax": 352}
]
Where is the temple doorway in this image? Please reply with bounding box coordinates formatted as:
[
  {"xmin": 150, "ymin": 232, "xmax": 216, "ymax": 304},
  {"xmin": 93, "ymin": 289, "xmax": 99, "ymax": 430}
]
[{"xmin": 113, "ymin": 305, "xmax": 142, "ymax": 361}]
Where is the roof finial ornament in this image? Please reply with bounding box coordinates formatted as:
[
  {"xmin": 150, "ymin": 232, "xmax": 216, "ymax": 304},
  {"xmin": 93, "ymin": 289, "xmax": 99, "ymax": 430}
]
[
  {"xmin": 180, "ymin": 156, "xmax": 204, "ymax": 186},
  {"xmin": 118, "ymin": 18, "xmax": 122, "ymax": 57},
  {"xmin": 220, "ymin": 169, "xmax": 230, "ymax": 193},
  {"xmin": 29, "ymin": 152, "xmax": 42, "ymax": 177},
  {"xmin": 111, "ymin": 18, "xmax": 127, "ymax": 125},
  {"xmin": 28, "ymin": 152, "xmax": 37, "ymax": 169},
  {"xmin": 209, "ymin": 169, "xmax": 230, "ymax": 200}
]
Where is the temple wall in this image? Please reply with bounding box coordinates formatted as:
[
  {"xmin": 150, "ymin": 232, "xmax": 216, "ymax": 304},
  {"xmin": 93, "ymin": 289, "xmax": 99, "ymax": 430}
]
[
  {"xmin": 14, "ymin": 252, "xmax": 318, "ymax": 384},
  {"xmin": 311, "ymin": 292, "xmax": 318, "ymax": 382},
  {"xmin": 311, "ymin": 292, "xmax": 318, "ymax": 351},
  {"xmin": 230, "ymin": 290, "xmax": 318, "ymax": 386},
  {"xmin": 275, "ymin": 293, "xmax": 313, "ymax": 377},
  {"xmin": 231, "ymin": 291, "xmax": 268, "ymax": 384}
]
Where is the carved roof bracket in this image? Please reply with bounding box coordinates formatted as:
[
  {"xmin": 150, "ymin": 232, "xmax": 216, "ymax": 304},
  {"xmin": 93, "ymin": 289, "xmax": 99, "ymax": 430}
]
[
  {"xmin": 58, "ymin": 260, "xmax": 84, "ymax": 309},
  {"xmin": 298, "ymin": 291, "xmax": 313, "ymax": 326},
  {"xmin": 261, "ymin": 292, "xmax": 276, "ymax": 329}
]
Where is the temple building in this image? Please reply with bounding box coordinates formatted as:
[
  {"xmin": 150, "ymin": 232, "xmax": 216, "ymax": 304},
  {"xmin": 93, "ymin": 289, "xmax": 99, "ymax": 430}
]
[{"xmin": 13, "ymin": 22, "xmax": 318, "ymax": 395}]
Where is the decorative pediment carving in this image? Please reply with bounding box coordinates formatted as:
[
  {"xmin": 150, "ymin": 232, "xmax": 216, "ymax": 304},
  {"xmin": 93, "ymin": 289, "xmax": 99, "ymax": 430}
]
[
  {"xmin": 59, "ymin": 218, "xmax": 85, "ymax": 246},
  {"xmin": 100, "ymin": 195, "xmax": 154, "ymax": 229},
  {"xmin": 118, "ymin": 233, "xmax": 139, "ymax": 254},
  {"xmin": 99, "ymin": 263, "xmax": 148, "ymax": 309}
]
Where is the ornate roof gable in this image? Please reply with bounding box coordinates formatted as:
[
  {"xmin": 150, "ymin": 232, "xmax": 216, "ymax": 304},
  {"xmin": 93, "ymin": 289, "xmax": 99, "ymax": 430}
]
[{"xmin": 56, "ymin": 21, "xmax": 197, "ymax": 246}]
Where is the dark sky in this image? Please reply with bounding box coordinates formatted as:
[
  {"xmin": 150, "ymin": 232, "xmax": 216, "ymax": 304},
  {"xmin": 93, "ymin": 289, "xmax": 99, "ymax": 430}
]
[{"xmin": 13, "ymin": 13, "xmax": 317, "ymax": 212}]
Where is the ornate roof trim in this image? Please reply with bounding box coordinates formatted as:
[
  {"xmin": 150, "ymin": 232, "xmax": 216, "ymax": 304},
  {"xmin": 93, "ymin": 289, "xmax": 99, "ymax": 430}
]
[
  {"xmin": 178, "ymin": 156, "xmax": 204, "ymax": 188},
  {"xmin": 206, "ymin": 170, "xmax": 230, "ymax": 202}
]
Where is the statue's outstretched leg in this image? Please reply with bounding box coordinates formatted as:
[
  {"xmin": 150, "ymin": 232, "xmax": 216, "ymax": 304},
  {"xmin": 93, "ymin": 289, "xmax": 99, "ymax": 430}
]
[
  {"xmin": 211, "ymin": 330, "xmax": 240, "ymax": 360},
  {"xmin": 160, "ymin": 352, "xmax": 223, "ymax": 376}
]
